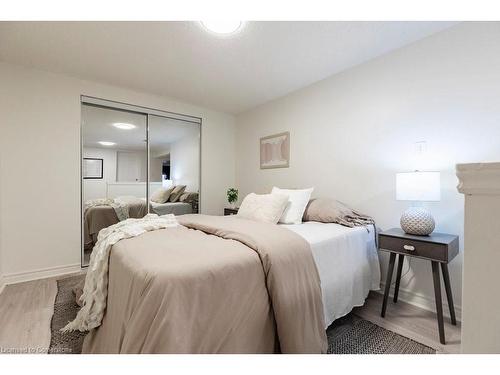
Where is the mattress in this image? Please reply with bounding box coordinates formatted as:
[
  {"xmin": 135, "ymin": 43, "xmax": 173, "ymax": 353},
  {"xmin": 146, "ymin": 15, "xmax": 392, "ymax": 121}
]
[
  {"xmin": 282, "ymin": 222, "xmax": 380, "ymax": 328},
  {"xmin": 150, "ymin": 201, "xmax": 192, "ymax": 216}
]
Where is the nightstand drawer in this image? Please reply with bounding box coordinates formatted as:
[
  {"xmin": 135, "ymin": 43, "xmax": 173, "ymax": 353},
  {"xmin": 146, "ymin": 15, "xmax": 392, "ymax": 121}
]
[{"xmin": 379, "ymin": 235, "xmax": 448, "ymax": 262}]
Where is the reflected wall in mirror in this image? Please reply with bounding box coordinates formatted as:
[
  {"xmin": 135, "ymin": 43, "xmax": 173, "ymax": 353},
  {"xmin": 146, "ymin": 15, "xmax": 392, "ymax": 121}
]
[
  {"xmin": 81, "ymin": 99, "xmax": 202, "ymax": 267},
  {"xmin": 149, "ymin": 115, "xmax": 200, "ymax": 216},
  {"xmin": 81, "ymin": 104, "xmax": 148, "ymax": 266}
]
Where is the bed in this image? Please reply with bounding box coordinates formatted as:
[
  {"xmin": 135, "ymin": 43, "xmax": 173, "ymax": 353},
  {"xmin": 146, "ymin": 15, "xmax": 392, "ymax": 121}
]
[
  {"xmin": 282, "ymin": 221, "xmax": 380, "ymax": 328},
  {"xmin": 79, "ymin": 214, "xmax": 380, "ymax": 354},
  {"xmin": 83, "ymin": 196, "xmax": 195, "ymax": 250},
  {"xmin": 83, "ymin": 198, "xmax": 149, "ymax": 250}
]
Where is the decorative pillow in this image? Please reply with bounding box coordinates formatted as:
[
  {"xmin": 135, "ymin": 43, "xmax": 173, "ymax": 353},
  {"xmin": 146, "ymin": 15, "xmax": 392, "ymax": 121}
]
[
  {"xmin": 237, "ymin": 193, "xmax": 289, "ymax": 224},
  {"xmin": 179, "ymin": 192, "xmax": 198, "ymax": 203},
  {"xmin": 302, "ymin": 198, "xmax": 374, "ymax": 227},
  {"xmin": 150, "ymin": 187, "xmax": 174, "ymax": 204},
  {"xmin": 271, "ymin": 187, "xmax": 314, "ymax": 224},
  {"xmin": 169, "ymin": 185, "xmax": 186, "ymax": 202}
]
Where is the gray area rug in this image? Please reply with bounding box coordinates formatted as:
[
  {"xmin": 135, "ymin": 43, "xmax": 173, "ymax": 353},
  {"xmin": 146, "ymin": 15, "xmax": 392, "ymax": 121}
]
[
  {"xmin": 49, "ymin": 274, "xmax": 435, "ymax": 354},
  {"xmin": 326, "ymin": 313, "xmax": 435, "ymax": 354},
  {"xmin": 49, "ymin": 275, "xmax": 87, "ymax": 354}
]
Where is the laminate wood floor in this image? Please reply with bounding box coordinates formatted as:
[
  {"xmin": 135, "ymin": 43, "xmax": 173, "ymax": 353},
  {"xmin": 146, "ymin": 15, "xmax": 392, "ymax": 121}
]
[
  {"xmin": 353, "ymin": 292, "xmax": 461, "ymax": 354},
  {"xmin": 0, "ymin": 276, "xmax": 461, "ymax": 354},
  {"xmin": 0, "ymin": 272, "xmax": 85, "ymax": 354}
]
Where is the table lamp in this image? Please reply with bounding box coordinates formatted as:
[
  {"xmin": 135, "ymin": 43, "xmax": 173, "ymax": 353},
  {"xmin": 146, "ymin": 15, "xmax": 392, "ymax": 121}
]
[{"xmin": 396, "ymin": 171, "xmax": 441, "ymax": 236}]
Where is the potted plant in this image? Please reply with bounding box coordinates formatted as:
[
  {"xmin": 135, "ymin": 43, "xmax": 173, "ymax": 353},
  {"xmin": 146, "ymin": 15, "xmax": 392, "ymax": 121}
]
[{"xmin": 227, "ymin": 188, "xmax": 238, "ymax": 209}]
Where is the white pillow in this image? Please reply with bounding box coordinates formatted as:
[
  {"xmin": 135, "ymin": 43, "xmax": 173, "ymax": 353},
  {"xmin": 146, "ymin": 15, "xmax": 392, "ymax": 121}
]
[
  {"xmin": 271, "ymin": 187, "xmax": 314, "ymax": 224},
  {"xmin": 237, "ymin": 193, "xmax": 289, "ymax": 224}
]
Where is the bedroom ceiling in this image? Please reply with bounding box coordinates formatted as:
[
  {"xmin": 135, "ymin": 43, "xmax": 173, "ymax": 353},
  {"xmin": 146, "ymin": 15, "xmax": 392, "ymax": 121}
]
[
  {"xmin": 82, "ymin": 104, "xmax": 199, "ymax": 152},
  {"xmin": 0, "ymin": 21, "xmax": 457, "ymax": 114}
]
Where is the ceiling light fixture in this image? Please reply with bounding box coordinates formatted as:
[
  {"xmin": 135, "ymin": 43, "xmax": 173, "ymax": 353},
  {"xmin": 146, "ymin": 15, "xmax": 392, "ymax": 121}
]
[
  {"xmin": 113, "ymin": 122, "xmax": 136, "ymax": 130},
  {"xmin": 200, "ymin": 20, "xmax": 243, "ymax": 35},
  {"xmin": 98, "ymin": 141, "xmax": 116, "ymax": 146}
]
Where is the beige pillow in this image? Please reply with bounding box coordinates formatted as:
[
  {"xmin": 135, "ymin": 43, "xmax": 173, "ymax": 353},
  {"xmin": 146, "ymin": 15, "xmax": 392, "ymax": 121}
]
[
  {"xmin": 303, "ymin": 198, "xmax": 350, "ymax": 222},
  {"xmin": 169, "ymin": 185, "xmax": 186, "ymax": 202},
  {"xmin": 302, "ymin": 198, "xmax": 373, "ymax": 227},
  {"xmin": 237, "ymin": 193, "xmax": 289, "ymax": 224},
  {"xmin": 179, "ymin": 192, "xmax": 198, "ymax": 203},
  {"xmin": 150, "ymin": 187, "xmax": 174, "ymax": 204}
]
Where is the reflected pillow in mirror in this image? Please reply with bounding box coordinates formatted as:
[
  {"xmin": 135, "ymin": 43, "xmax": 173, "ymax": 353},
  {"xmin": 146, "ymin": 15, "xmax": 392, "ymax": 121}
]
[
  {"xmin": 150, "ymin": 187, "xmax": 174, "ymax": 204},
  {"xmin": 169, "ymin": 185, "xmax": 187, "ymax": 202},
  {"xmin": 180, "ymin": 192, "xmax": 198, "ymax": 203}
]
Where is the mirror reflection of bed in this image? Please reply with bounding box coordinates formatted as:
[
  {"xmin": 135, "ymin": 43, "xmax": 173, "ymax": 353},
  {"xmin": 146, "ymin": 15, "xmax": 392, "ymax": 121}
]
[{"xmin": 81, "ymin": 101, "xmax": 200, "ymax": 266}]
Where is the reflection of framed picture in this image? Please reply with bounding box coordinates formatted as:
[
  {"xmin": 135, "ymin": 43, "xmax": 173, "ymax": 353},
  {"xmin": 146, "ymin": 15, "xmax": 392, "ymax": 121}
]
[
  {"xmin": 83, "ymin": 158, "xmax": 103, "ymax": 179},
  {"xmin": 260, "ymin": 131, "xmax": 290, "ymax": 169}
]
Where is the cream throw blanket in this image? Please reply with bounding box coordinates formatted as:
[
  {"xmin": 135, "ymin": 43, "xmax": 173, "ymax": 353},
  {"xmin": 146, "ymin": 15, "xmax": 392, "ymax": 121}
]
[{"xmin": 63, "ymin": 214, "xmax": 178, "ymax": 332}]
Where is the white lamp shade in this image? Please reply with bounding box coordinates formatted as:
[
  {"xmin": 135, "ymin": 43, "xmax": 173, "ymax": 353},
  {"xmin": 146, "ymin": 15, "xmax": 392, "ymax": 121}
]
[{"xmin": 396, "ymin": 171, "xmax": 441, "ymax": 201}]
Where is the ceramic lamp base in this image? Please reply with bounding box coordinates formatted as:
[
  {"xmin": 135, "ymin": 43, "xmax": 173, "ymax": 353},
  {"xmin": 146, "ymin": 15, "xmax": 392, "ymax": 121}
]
[{"xmin": 400, "ymin": 207, "xmax": 435, "ymax": 236}]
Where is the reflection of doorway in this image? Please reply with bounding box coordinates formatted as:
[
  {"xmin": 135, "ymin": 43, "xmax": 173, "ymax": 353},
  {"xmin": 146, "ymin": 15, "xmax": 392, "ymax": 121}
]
[
  {"xmin": 150, "ymin": 153, "xmax": 169, "ymax": 182},
  {"xmin": 116, "ymin": 150, "xmax": 147, "ymax": 182},
  {"xmin": 162, "ymin": 160, "xmax": 171, "ymax": 180}
]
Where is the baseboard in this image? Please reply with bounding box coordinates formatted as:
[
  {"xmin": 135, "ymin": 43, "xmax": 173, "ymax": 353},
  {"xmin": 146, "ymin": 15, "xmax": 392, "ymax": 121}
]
[
  {"xmin": 378, "ymin": 282, "xmax": 462, "ymax": 322},
  {"xmin": 2, "ymin": 263, "xmax": 82, "ymax": 287}
]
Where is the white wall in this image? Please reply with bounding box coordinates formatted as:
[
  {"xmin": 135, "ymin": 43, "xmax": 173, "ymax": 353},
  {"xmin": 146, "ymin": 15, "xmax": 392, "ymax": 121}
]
[
  {"xmin": 170, "ymin": 134, "xmax": 200, "ymax": 192},
  {"xmin": 0, "ymin": 61, "xmax": 235, "ymax": 279},
  {"xmin": 83, "ymin": 147, "xmax": 117, "ymax": 201},
  {"xmin": 150, "ymin": 156, "xmax": 166, "ymax": 182},
  {"xmin": 236, "ymin": 22, "xmax": 500, "ymax": 316},
  {"xmin": 83, "ymin": 147, "xmax": 151, "ymax": 200}
]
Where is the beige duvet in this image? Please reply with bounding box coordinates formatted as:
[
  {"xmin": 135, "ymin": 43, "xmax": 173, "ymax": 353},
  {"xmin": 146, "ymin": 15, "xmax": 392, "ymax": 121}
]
[{"xmin": 82, "ymin": 214, "xmax": 327, "ymax": 354}]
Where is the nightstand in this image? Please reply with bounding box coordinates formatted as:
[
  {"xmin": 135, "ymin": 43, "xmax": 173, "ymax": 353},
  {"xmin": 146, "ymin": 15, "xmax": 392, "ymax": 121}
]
[
  {"xmin": 378, "ymin": 228, "xmax": 459, "ymax": 345},
  {"xmin": 192, "ymin": 200, "xmax": 199, "ymax": 214},
  {"xmin": 224, "ymin": 207, "xmax": 239, "ymax": 216}
]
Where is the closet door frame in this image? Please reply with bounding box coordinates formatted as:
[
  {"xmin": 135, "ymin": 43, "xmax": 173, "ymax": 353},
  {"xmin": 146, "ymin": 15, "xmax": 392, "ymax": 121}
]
[{"xmin": 80, "ymin": 95, "xmax": 202, "ymax": 268}]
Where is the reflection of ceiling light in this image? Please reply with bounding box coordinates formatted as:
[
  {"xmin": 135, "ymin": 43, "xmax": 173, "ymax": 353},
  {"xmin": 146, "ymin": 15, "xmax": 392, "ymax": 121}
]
[
  {"xmin": 113, "ymin": 122, "xmax": 136, "ymax": 130},
  {"xmin": 98, "ymin": 141, "xmax": 116, "ymax": 146},
  {"xmin": 201, "ymin": 21, "xmax": 243, "ymax": 35}
]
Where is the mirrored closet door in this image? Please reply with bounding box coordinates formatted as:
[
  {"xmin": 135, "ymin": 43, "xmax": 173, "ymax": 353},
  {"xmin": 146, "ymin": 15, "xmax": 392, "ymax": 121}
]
[
  {"xmin": 81, "ymin": 98, "xmax": 201, "ymax": 267},
  {"xmin": 148, "ymin": 115, "xmax": 200, "ymax": 216},
  {"xmin": 82, "ymin": 103, "xmax": 148, "ymax": 266}
]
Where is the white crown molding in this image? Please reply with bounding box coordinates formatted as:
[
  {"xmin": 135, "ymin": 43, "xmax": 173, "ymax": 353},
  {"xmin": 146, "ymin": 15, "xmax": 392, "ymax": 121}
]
[{"xmin": 456, "ymin": 162, "xmax": 500, "ymax": 196}]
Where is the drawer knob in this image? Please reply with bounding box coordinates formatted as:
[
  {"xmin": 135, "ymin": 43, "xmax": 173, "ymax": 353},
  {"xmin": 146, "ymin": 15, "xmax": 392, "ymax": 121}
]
[{"xmin": 403, "ymin": 244, "xmax": 415, "ymax": 251}]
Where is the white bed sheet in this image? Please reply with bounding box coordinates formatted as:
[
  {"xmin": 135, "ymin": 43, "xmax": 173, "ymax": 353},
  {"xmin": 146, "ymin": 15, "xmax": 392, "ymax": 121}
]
[{"xmin": 282, "ymin": 222, "xmax": 380, "ymax": 328}]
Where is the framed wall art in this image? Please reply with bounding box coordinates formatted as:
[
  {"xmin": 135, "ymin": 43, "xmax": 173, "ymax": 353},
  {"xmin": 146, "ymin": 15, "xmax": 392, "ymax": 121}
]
[
  {"xmin": 260, "ymin": 131, "xmax": 290, "ymax": 169},
  {"xmin": 83, "ymin": 158, "xmax": 103, "ymax": 179}
]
